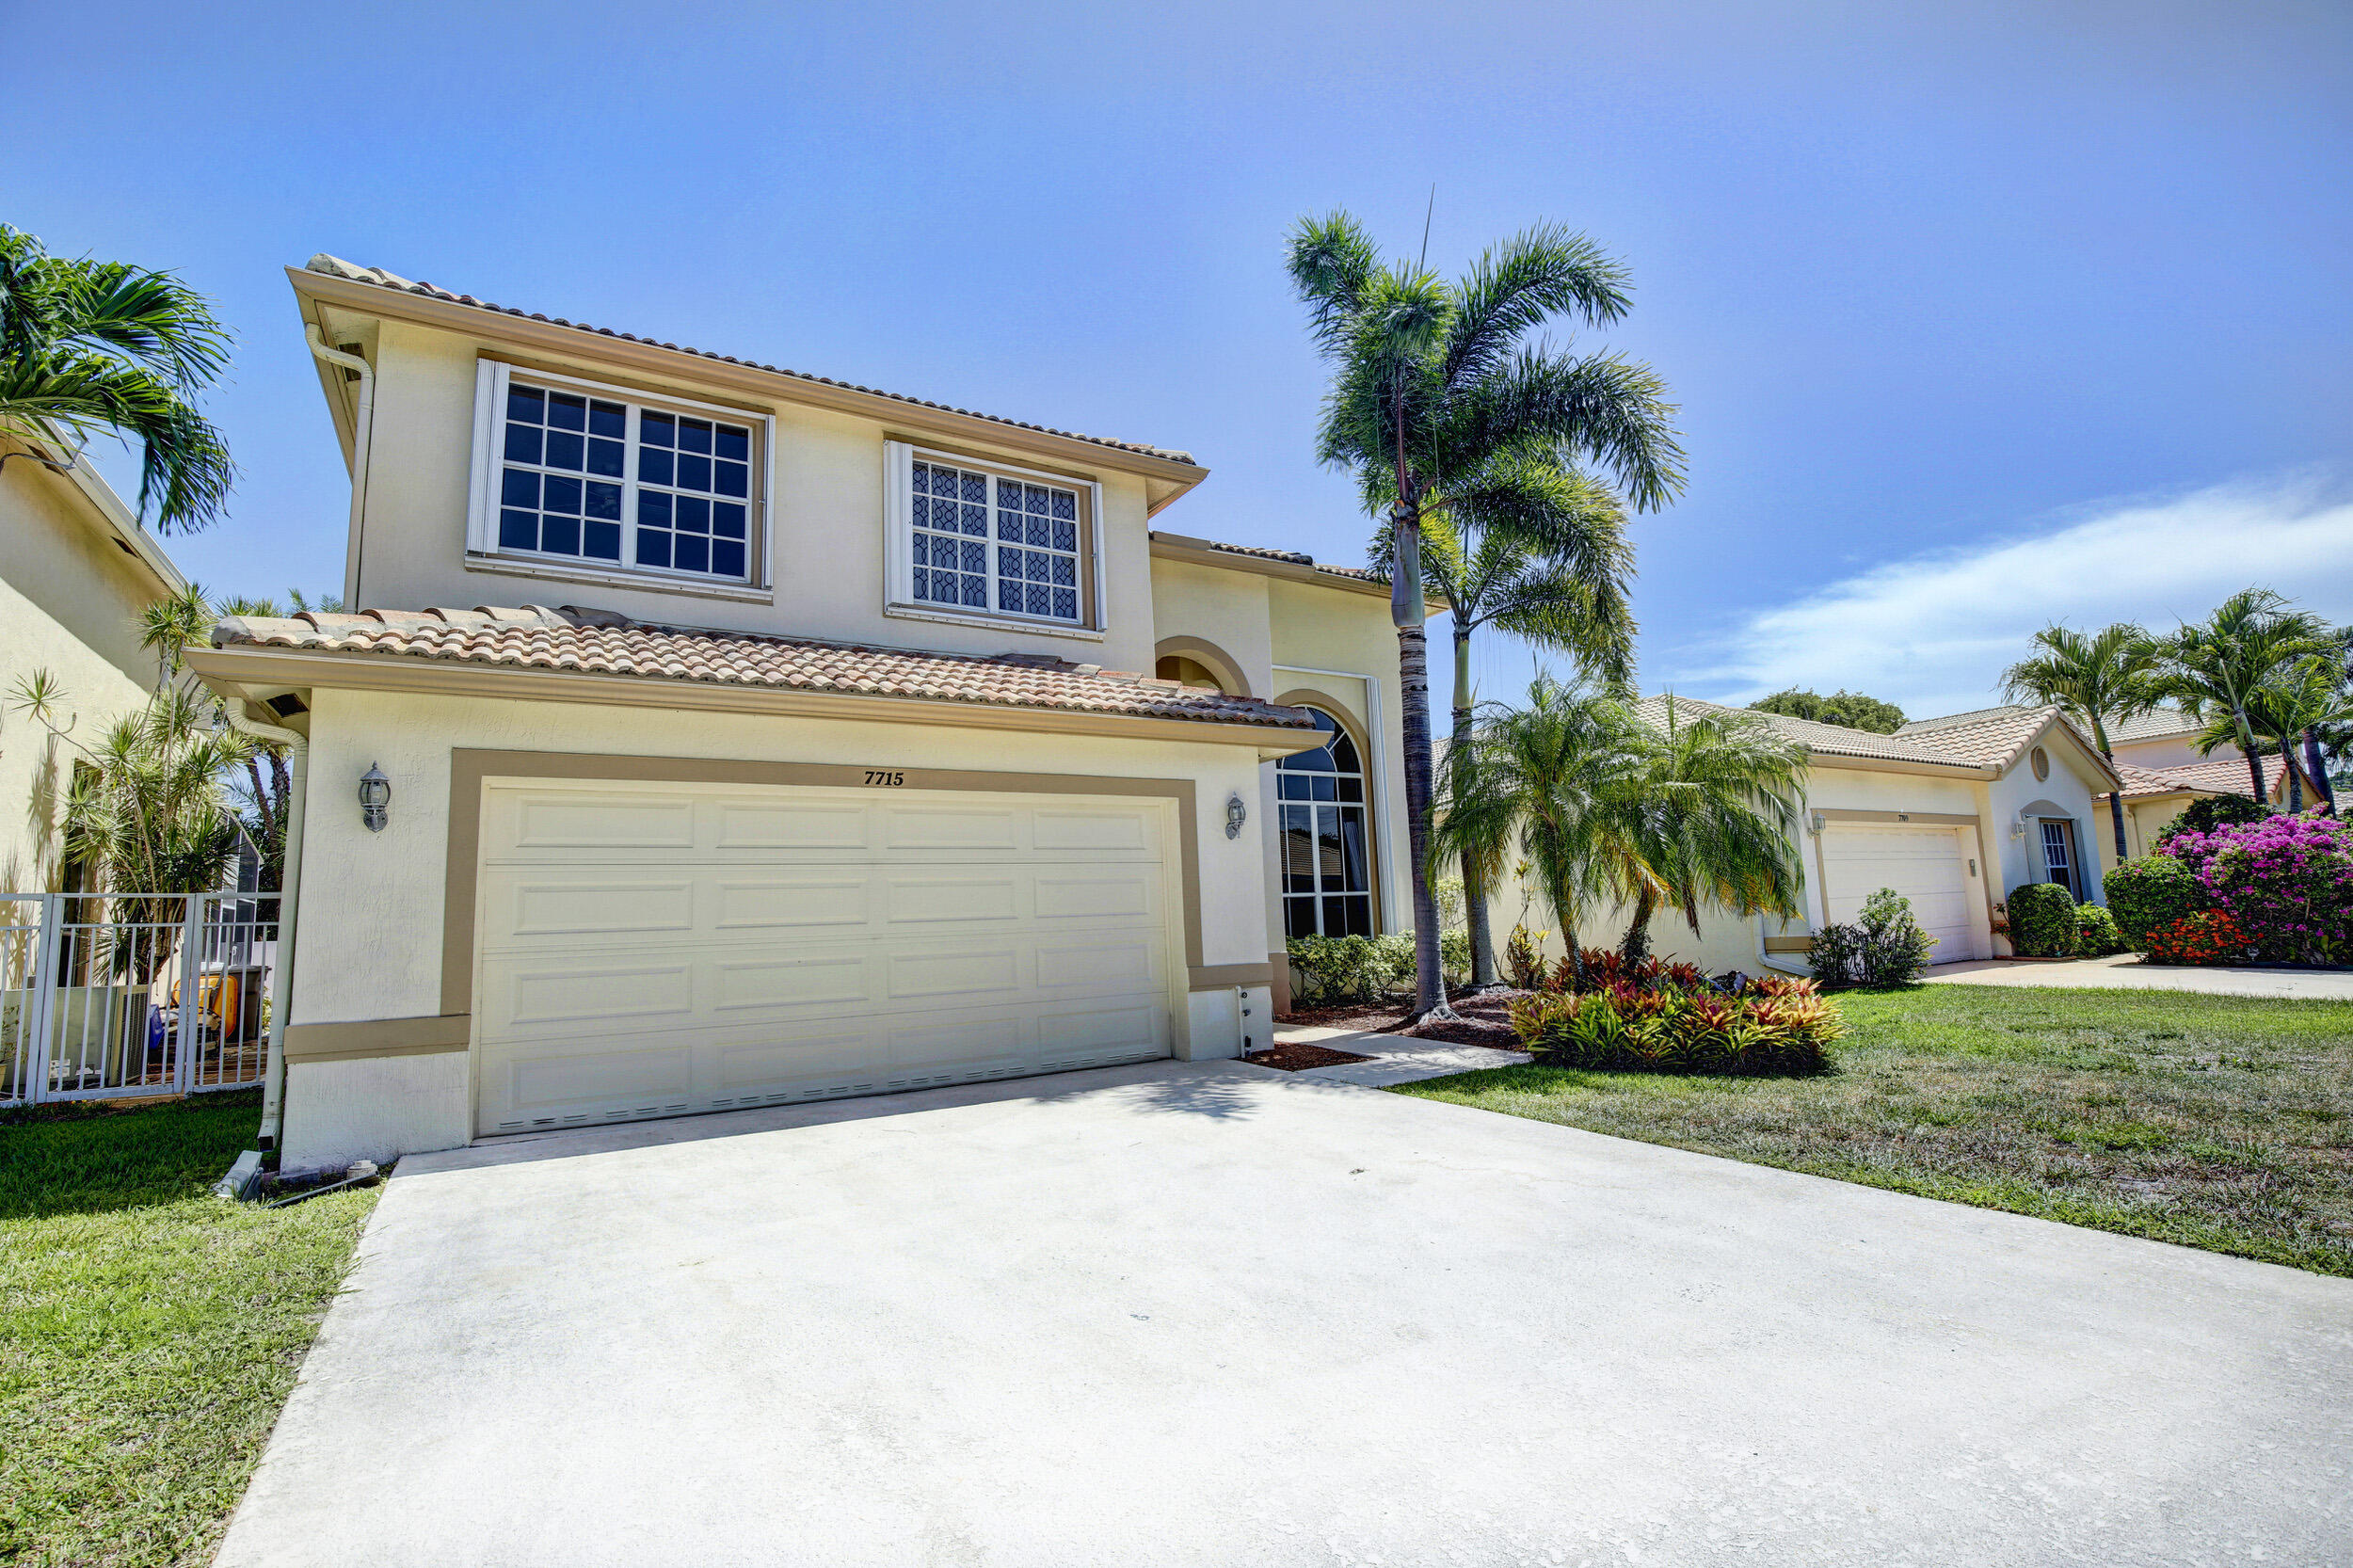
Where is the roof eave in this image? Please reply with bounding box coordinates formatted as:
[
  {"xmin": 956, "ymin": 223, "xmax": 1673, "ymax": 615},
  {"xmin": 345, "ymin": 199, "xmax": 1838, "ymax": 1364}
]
[
  {"xmin": 286, "ymin": 266, "xmax": 1210, "ymax": 502},
  {"xmin": 1801, "ymin": 749, "xmax": 1996, "ymax": 780},
  {"xmin": 1148, "ymin": 531, "xmax": 1449, "ymax": 607},
  {"xmin": 185, "ymin": 641, "xmax": 1324, "ymax": 757}
]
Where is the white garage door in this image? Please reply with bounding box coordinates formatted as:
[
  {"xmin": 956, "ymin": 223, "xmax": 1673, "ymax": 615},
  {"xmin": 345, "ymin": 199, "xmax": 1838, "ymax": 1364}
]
[
  {"xmin": 472, "ymin": 779, "xmax": 1177, "ymax": 1136},
  {"xmin": 1819, "ymin": 824, "xmax": 1981, "ymax": 964}
]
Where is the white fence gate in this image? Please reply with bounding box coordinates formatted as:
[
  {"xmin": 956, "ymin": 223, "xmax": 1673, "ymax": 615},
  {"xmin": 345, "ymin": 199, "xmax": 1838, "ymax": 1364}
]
[{"xmin": 1, "ymin": 892, "xmax": 278, "ymax": 1108}]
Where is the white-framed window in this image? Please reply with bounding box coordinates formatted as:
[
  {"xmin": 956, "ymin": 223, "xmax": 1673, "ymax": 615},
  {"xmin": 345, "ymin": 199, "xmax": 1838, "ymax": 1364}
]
[
  {"xmin": 1277, "ymin": 709, "xmax": 1375, "ymax": 938},
  {"xmin": 883, "ymin": 441, "xmax": 1104, "ymax": 632},
  {"xmin": 467, "ymin": 360, "xmax": 774, "ymax": 587},
  {"xmin": 2040, "ymin": 819, "xmax": 2078, "ymax": 900}
]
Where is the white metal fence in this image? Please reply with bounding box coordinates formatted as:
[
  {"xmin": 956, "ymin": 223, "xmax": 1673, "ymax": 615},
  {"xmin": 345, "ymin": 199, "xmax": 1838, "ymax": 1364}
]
[{"xmin": 1, "ymin": 891, "xmax": 278, "ymax": 1107}]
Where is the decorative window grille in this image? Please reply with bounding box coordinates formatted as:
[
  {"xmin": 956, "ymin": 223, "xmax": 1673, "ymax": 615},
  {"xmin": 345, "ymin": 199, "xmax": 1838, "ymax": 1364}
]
[
  {"xmin": 2040, "ymin": 820, "xmax": 2075, "ymax": 899},
  {"xmin": 910, "ymin": 458, "xmax": 1081, "ymax": 624},
  {"xmin": 1277, "ymin": 710, "xmax": 1374, "ymax": 937}
]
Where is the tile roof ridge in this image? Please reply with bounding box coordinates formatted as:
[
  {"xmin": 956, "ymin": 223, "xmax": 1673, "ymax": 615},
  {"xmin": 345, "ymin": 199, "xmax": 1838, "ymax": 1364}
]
[{"xmin": 303, "ymin": 254, "xmax": 1197, "ymax": 467}]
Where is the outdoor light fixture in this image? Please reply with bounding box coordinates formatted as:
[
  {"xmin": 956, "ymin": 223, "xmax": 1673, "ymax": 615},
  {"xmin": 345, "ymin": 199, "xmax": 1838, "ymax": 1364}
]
[
  {"xmin": 1225, "ymin": 792, "xmax": 1248, "ymax": 839},
  {"xmin": 1807, "ymin": 810, "xmax": 1826, "ymax": 835},
  {"xmin": 359, "ymin": 763, "xmax": 392, "ymax": 832}
]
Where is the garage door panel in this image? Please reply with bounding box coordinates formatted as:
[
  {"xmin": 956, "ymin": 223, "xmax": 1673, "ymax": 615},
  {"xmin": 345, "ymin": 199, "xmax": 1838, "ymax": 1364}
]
[
  {"xmin": 1820, "ymin": 824, "xmax": 1980, "ymax": 961},
  {"xmin": 474, "ymin": 782, "xmax": 1177, "ymax": 1136}
]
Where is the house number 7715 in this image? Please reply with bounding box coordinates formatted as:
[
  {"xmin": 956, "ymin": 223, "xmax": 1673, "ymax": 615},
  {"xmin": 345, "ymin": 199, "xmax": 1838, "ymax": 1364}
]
[{"xmin": 863, "ymin": 771, "xmax": 905, "ymax": 787}]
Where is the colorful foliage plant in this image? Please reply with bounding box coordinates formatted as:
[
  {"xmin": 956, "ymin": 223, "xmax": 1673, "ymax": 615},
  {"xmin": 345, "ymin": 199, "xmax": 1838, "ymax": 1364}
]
[
  {"xmin": 1506, "ymin": 969, "xmax": 1838, "ymax": 1077},
  {"xmin": 2143, "ymin": 910, "xmax": 2255, "ymax": 968},
  {"xmin": 2157, "ymin": 815, "xmax": 2353, "ymax": 967}
]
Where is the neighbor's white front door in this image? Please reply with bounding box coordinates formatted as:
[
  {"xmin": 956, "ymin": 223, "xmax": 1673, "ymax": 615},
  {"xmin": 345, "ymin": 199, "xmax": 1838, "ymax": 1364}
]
[
  {"xmin": 1818, "ymin": 823, "xmax": 1982, "ymax": 964},
  {"xmin": 471, "ymin": 778, "xmax": 1178, "ymax": 1136}
]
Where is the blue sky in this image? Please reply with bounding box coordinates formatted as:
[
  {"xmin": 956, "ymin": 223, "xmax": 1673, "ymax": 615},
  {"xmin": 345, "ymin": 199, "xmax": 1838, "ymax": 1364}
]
[{"xmin": 7, "ymin": 1, "xmax": 2348, "ymax": 719}]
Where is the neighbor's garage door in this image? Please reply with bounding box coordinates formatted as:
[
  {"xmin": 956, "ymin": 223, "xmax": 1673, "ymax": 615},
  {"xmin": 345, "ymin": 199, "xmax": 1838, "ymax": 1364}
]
[
  {"xmin": 1818, "ymin": 824, "xmax": 1981, "ymax": 964},
  {"xmin": 472, "ymin": 779, "xmax": 1177, "ymax": 1136}
]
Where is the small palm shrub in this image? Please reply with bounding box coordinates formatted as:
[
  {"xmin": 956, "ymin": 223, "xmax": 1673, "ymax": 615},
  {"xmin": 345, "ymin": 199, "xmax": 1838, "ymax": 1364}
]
[
  {"xmin": 1507, "ymin": 974, "xmax": 1839, "ymax": 1076},
  {"xmin": 1807, "ymin": 888, "xmax": 1939, "ymax": 987},
  {"xmin": 1502, "ymin": 925, "xmax": 1549, "ymax": 990},
  {"xmin": 2006, "ymin": 882, "xmax": 2078, "ymax": 957},
  {"xmin": 2104, "ymin": 856, "xmax": 2201, "ymax": 948},
  {"xmin": 2144, "ymin": 909, "xmax": 2255, "ymax": 967},
  {"xmin": 2074, "ymin": 904, "xmax": 2126, "ymax": 956}
]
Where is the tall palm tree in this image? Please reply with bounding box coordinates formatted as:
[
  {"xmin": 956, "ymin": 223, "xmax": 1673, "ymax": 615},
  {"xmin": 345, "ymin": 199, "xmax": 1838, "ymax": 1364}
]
[
  {"xmin": 1287, "ymin": 213, "xmax": 1683, "ymax": 1017},
  {"xmin": 1368, "ymin": 452, "xmax": 1636, "ymax": 986},
  {"xmin": 1998, "ymin": 621, "xmax": 2163, "ymax": 862},
  {"xmin": 1607, "ymin": 696, "xmax": 1809, "ymax": 962},
  {"xmin": 2244, "ymin": 654, "xmax": 2353, "ymax": 813},
  {"xmin": 1433, "ymin": 677, "xmax": 1639, "ymax": 984},
  {"xmin": 2159, "ymin": 589, "xmax": 2334, "ymax": 805},
  {"xmin": 0, "ymin": 224, "xmax": 235, "ymax": 532}
]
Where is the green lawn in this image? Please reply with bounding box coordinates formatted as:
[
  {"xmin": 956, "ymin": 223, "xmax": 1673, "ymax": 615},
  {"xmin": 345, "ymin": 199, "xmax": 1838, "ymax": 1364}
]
[
  {"xmin": 1396, "ymin": 984, "xmax": 2353, "ymax": 1276},
  {"xmin": 0, "ymin": 1092, "xmax": 378, "ymax": 1567}
]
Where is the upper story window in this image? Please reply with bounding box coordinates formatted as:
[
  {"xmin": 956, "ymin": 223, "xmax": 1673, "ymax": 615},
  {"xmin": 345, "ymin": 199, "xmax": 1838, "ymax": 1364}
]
[
  {"xmin": 886, "ymin": 441, "xmax": 1102, "ymax": 633},
  {"xmin": 469, "ymin": 361, "xmax": 771, "ymax": 589}
]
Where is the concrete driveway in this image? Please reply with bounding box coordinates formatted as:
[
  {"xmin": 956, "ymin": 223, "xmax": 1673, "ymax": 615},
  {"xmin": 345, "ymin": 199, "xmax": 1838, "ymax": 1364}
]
[
  {"xmin": 1924, "ymin": 953, "xmax": 2353, "ymax": 998},
  {"xmin": 216, "ymin": 1060, "xmax": 2352, "ymax": 1568}
]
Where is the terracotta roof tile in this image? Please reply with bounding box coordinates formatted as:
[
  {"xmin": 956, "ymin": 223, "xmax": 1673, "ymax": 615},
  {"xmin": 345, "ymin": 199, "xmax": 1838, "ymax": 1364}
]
[
  {"xmin": 304, "ymin": 256, "xmax": 1196, "ymax": 468},
  {"xmin": 211, "ymin": 604, "xmax": 1316, "ymax": 729},
  {"xmin": 1633, "ymin": 696, "xmax": 1992, "ymax": 767},
  {"xmin": 2106, "ymin": 753, "xmax": 2300, "ymax": 800},
  {"xmin": 1638, "ymin": 696, "xmax": 2115, "ymax": 779},
  {"xmin": 1192, "ymin": 536, "xmax": 1381, "ymax": 582}
]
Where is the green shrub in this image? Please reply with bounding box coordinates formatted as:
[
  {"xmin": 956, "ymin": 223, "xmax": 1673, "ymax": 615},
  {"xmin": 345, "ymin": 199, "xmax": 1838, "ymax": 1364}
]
[
  {"xmin": 2074, "ymin": 904, "xmax": 2126, "ymax": 956},
  {"xmin": 1440, "ymin": 930, "xmax": 1472, "ymax": 988},
  {"xmin": 1369, "ymin": 933, "xmax": 1416, "ymax": 996},
  {"xmin": 1507, "ymin": 973, "xmax": 1839, "ymax": 1076},
  {"xmin": 2104, "ymin": 855, "xmax": 2202, "ymax": 948},
  {"xmin": 2154, "ymin": 792, "xmax": 2270, "ymax": 847},
  {"xmin": 1806, "ymin": 888, "xmax": 1938, "ymax": 987},
  {"xmin": 2007, "ymin": 882, "xmax": 2078, "ymax": 957}
]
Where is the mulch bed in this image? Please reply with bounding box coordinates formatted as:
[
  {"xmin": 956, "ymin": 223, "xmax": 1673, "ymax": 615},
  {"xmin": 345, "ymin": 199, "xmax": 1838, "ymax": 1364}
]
[
  {"xmin": 1274, "ymin": 988, "xmax": 1530, "ymax": 1050},
  {"xmin": 1241, "ymin": 1042, "xmax": 1376, "ymax": 1072}
]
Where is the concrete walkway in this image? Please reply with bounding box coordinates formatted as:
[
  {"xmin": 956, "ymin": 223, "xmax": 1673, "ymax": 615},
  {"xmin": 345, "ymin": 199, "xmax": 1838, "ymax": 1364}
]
[
  {"xmin": 216, "ymin": 1059, "xmax": 2353, "ymax": 1568},
  {"xmin": 1925, "ymin": 952, "xmax": 2353, "ymax": 998}
]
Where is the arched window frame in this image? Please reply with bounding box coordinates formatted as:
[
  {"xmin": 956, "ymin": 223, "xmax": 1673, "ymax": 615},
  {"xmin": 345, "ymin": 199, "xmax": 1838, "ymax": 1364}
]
[{"xmin": 1273, "ymin": 704, "xmax": 1377, "ymax": 939}]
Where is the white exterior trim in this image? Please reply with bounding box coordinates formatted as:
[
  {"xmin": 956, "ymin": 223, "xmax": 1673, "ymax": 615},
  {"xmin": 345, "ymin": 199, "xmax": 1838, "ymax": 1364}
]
[{"xmin": 882, "ymin": 441, "xmax": 1107, "ymax": 635}]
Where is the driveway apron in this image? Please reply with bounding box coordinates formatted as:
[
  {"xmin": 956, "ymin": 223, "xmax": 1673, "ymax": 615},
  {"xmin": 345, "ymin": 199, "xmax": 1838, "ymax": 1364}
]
[{"xmin": 214, "ymin": 1058, "xmax": 2353, "ymax": 1568}]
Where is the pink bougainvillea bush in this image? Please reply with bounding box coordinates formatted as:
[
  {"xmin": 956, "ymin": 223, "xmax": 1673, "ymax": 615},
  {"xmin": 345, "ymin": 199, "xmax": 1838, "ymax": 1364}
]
[{"xmin": 2159, "ymin": 815, "xmax": 2353, "ymax": 968}]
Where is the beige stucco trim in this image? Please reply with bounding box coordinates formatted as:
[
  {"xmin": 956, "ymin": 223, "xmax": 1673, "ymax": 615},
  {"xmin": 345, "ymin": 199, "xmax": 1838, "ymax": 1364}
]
[
  {"xmin": 290, "ymin": 267, "xmax": 1209, "ymax": 505},
  {"xmin": 440, "ymin": 750, "xmax": 1215, "ymax": 1020},
  {"xmin": 188, "ymin": 643, "xmax": 1321, "ymax": 758},
  {"xmin": 284, "ymin": 1013, "xmax": 471, "ymax": 1063},
  {"xmin": 1155, "ymin": 634, "xmax": 1254, "ymax": 698},
  {"xmin": 1189, "ymin": 962, "xmax": 1274, "ymax": 989}
]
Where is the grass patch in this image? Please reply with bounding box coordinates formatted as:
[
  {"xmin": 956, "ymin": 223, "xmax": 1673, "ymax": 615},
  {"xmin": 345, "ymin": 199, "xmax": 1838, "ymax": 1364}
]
[
  {"xmin": 0, "ymin": 1091, "xmax": 377, "ymax": 1566},
  {"xmin": 1395, "ymin": 985, "xmax": 2353, "ymax": 1276}
]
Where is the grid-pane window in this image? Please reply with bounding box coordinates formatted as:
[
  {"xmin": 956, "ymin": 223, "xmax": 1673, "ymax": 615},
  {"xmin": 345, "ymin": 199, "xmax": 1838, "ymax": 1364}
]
[
  {"xmin": 1278, "ymin": 710, "xmax": 1373, "ymax": 938},
  {"xmin": 496, "ymin": 379, "xmax": 754, "ymax": 582},
  {"xmin": 911, "ymin": 458, "xmax": 1081, "ymax": 624},
  {"xmin": 2040, "ymin": 820, "xmax": 2075, "ymax": 900}
]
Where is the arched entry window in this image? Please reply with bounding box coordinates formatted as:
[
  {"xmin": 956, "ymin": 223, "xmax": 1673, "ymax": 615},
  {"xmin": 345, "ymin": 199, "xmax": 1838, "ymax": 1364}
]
[{"xmin": 1277, "ymin": 709, "xmax": 1373, "ymax": 938}]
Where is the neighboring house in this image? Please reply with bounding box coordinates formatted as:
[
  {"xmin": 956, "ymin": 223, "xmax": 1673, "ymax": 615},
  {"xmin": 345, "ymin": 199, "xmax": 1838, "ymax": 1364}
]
[
  {"xmin": 2103, "ymin": 705, "xmax": 2238, "ymax": 773},
  {"xmin": 2105, "ymin": 752, "xmax": 2318, "ymax": 861},
  {"xmin": 1556, "ymin": 697, "xmax": 2120, "ymax": 974},
  {"xmin": 185, "ymin": 256, "xmax": 1413, "ymax": 1166},
  {"xmin": 0, "ymin": 430, "xmax": 186, "ymax": 893}
]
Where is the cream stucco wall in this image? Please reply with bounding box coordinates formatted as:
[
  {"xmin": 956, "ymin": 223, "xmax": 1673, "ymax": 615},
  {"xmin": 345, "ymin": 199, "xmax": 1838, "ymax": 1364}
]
[
  {"xmin": 280, "ymin": 685, "xmax": 1279, "ymax": 1161},
  {"xmin": 339, "ymin": 317, "xmax": 1161, "ymax": 672},
  {"xmin": 2110, "ymin": 732, "xmax": 2235, "ymax": 772},
  {"xmin": 0, "ymin": 453, "xmax": 177, "ymax": 892}
]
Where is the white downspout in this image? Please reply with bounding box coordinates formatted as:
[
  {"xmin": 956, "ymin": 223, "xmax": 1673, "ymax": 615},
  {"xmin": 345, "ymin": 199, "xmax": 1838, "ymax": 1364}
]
[
  {"xmin": 305, "ymin": 327, "xmax": 375, "ymax": 612},
  {"xmin": 222, "ymin": 703, "xmax": 307, "ymax": 1153}
]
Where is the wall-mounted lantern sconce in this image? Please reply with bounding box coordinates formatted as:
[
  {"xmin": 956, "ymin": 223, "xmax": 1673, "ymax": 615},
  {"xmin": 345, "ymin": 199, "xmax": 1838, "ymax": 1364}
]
[
  {"xmin": 1807, "ymin": 810, "xmax": 1825, "ymax": 835},
  {"xmin": 359, "ymin": 763, "xmax": 392, "ymax": 832},
  {"xmin": 1225, "ymin": 792, "xmax": 1248, "ymax": 839}
]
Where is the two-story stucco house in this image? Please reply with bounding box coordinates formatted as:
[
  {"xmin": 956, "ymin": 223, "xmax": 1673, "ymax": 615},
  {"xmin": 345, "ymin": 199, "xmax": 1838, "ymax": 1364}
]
[
  {"xmin": 187, "ymin": 257, "xmax": 1418, "ymax": 1166},
  {"xmin": 1, "ymin": 426, "xmax": 188, "ymax": 893}
]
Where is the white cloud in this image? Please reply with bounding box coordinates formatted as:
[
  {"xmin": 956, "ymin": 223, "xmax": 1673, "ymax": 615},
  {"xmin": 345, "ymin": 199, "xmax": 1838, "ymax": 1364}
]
[{"xmin": 1666, "ymin": 472, "xmax": 2353, "ymax": 720}]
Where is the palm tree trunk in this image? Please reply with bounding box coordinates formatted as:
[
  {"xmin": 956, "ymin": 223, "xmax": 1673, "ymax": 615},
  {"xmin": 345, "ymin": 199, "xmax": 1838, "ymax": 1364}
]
[
  {"xmin": 2102, "ymin": 746, "xmax": 2130, "ymax": 863},
  {"xmin": 1452, "ymin": 623, "xmax": 1496, "ymax": 987},
  {"xmin": 2237, "ymin": 710, "xmax": 2268, "ymax": 803},
  {"xmin": 1618, "ymin": 886, "xmax": 1656, "ymax": 964},
  {"xmin": 2286, "ymin": 745, "xmax": 2305, "ymax": 811},
  {"xmin": 1396, "ymin": 617, "xmax": 1451, "ymax": 1019},
  {"xmin": 2306, "ymin": 728, "xmax": 2337, "ymax": 815}
]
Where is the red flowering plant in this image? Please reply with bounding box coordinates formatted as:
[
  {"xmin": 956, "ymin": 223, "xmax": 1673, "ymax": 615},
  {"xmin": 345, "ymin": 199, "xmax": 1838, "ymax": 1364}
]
[
  {"xmin": 2160, "ymin": 815, "xmax": 2353, "ymax": 968},
  {"xmin": 2143, "ymin": 909, "xmax": 2255, "ymax": 968}
]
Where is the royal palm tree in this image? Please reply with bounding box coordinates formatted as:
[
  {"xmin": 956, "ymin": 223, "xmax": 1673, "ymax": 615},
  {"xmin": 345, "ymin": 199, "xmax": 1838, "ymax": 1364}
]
[
  {"xmin": 2159, "ymin": 589, "xmax": 2334, "ymax": 805},
  {"xmin": 1606, "ymin": 696, "xmax": 1809, "ymax": 962},
  {"xmin": 1371, "ymin": 452, "xmax": 1636, "ymax": 986},
  {"xmin": 1998, "ymin": 621, "xmax": 2163, "ymax": 862},
  {"xmin": 2243, "ymin": 654, "xmax": 2353, "ymax": 813},
  {"xmin": 1433, "ymin": 677, "xmax": 1640, "ymax": 985},
  {"xmin": 1287, "ymin": 213, "xmax": 1682, "ymax": 1017},
  {"xmin": 0, "ymin": 224, "xmax": 235, "ymax": 532}
]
